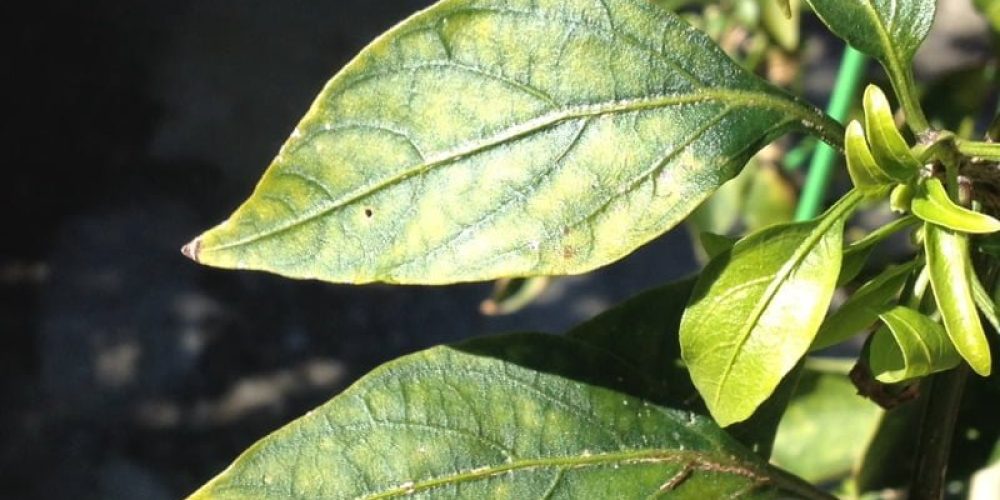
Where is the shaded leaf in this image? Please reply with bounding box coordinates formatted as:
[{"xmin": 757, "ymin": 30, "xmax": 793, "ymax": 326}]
[
  {"xmin": 183, "ymin": 0, "xmax": 838, "ymax": 284},
  {"xmin": 480, "ymin": 277, "xmax": 550, "ymax": 316},
  {"xmin": 743, "ymin": 164, "xmax": 796, "ymax": 230},
  {"xmin": 925, "ymin": 223, "xmax": 992, "ymax": 375},
  {"xmin": 699, "ymin": 232, "xmax": 739, "ymax": 261},
  {"xmin": 839, "ymin": 216, "xmax": 920, "ymax": 286},
  {"xmin": 761, "ymin": 0, "xmax": 801, "ymax": 51},
  {"xmin": 680, "ymin": 191, "xmax": 860, "ymax": 426},
  {"xmin": 970, "ymin": 267, "xmax": 1000, "ymax": 332},
  {"xmin": 190, "ymin": 332, "xmax": 823, "ymax": 499},
  {"xmin": 869, "ymin": 306, "xmax": 962, "ymax": 383},
  {"xmin": 912, "ymin": 178, "xmax": 1000, "ymax": 234},
  {"xmin": 813, "ymin": 261, "xmax": 917, "ymax": 351},
  {"xmin": 771, "ymin": 368, "xmax": 882, "ymax": 483}
]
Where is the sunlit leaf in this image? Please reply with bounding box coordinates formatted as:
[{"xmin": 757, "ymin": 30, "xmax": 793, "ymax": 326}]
[
  {"xmin": 868, "ymin": 306, "xmax": 962, "ymax": 383},
  {"xmin": 862, "ymin": 85, "xmax": 920, "ymax": 180},
  {"xmin": 761, "ymin": 0, "xmax": 801, "ymax": 51},
  {"xmin": 680, "ymin": 191, "xmax": 860, "ymax": 426},
  {"xmin": 912, "ymin": 178, "xmax": 1000, "ymax": 234},
  {"xmin": 845, "ymin": 120, "xmax": 893, "ymax": 195},
  {"xmin": 925, "ymin": 223, "xmax": 992, "ymax": 375},
  {"xmin": 183, "ymin": 0, "xmax": 838, "ymax": 285}
]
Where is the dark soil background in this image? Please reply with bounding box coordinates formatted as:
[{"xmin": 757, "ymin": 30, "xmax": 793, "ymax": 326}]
[{"xmin": 2, "ymin": 1, "xmax": 990, "ymax": 498}]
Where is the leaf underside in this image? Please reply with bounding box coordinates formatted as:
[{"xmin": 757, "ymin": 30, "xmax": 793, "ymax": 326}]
[
  {"xmin": 185, "ymin": 0, "xmax": 835, "ymax": 284},
  {"xmin": 189, "ymin": 333, "xmax": 806, "ymax": 499}
]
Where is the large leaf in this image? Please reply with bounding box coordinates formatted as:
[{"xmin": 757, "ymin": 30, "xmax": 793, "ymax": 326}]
[
  {"xmin": 925, "ymin": 223, "xmax": 992, "ymax": 376},
  {"xmin": 183, "ymin": 0, "xmax": 840, "ymax": 284},
  {"xmin": 189, "ymin": 332, "xmax": 823, "ymax": 499},
  {"xmin": 771, "ymin": 367, "xmax": 882, "ymax": 484},
  {"xmin": 680, "ymin": 191, "xmax": 860, "ymax": 426}
]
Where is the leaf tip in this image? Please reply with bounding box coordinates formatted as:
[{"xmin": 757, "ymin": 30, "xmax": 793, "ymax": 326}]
[{"xmin": 181, "ymin": 236, "xmax": 203, "ymax": 263}]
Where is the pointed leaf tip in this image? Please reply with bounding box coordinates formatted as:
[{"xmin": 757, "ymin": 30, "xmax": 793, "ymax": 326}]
[{"xmin": 181, "ymin": 237, "xmax": 202, "ymax": 262}]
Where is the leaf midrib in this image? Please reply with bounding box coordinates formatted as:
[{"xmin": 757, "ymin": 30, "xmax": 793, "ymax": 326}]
[{"xmin": 200, "ymin": 90, "xmax": 835, "ymax": 255}]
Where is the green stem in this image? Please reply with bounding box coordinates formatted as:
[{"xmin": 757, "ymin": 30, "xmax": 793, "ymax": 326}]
[
  {"xmin": 888, "ymin": 66, "xmax": 930, "ymax": 135},
  {"xmin": 909, "ymin": 365, "xmax": 969, "ymax": 500},
  {"xmin": 956, "ymin": 140, "xmax": 1000, "ymax": 161},
  {"xmin": 795, "ymin": 47, "xmax": 868, "ymax": 221}
]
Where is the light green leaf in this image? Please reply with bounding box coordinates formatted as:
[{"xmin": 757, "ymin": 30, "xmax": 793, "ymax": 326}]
[
  {"xmin": 845, "ymin": 120, "xmax": 893, "ymax": 195},
  {"xmin": 838, "ymin": 216, "xmax": 920, "ymax": 286},
  {"xmin": 925, "ymin": 223, "xmax": 992, "ymax": 375},
  {"xmin": 189, "ymin": 332, "xmax": 822, "ymax": 499},
  {"xmin": 743, "ymin": 164, "xmax": 796, "ymax": 230},
  {"xmin": 862, "ymin": 85, "xmax": 920, "ymax": 180},
  {"xmin": 479, "ymin": 276, "xmax": 550, "ymax": 316},
  {"xmin": 969, "ymin": 266, "xmax": 1000, "ymax": 332},
  {"xmin": 812, "ymin": 261, "xmax": 917, "ymax": 351},
  {"xmin": 975, "ymin": 0, "xmax": 1000, "ymax": 33},
  {"xmin": 182, "ymin": 0, "xmax": 839, "ymax": 285},
  {"xmin": 761, "ymin": 0, "xmax": 801, "ymax": 51},
  {"xmin": 681, "ymin": 191, "xmax": 860, "ymax": 426},
  {"xmin": 912, "ymin": 178, "xmax": 1000, "ymax": 234},
  {"xmin": 868, "ymin": 306, "xmax": 962, "ymax": 383},
  {"xmin": 889, "ymin": 182, "xmax": 914, "ymax": 214},
  {"xmin": 771, "ymin": 368, "xmax": 882, "ymax": 483}
]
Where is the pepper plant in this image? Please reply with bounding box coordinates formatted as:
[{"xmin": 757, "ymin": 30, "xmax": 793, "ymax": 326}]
[{"xmin": 183, "ymin": 0, "xmax": 1000, "ymax": 497}]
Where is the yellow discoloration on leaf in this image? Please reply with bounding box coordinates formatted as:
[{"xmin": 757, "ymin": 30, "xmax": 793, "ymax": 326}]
[{"xmin": 186, "ymin": 0, "xmax": 840, "ymax": 284}]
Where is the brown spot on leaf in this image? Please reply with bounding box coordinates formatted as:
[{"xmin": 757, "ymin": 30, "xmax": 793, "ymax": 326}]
[
  {"xmin": 364, "ymin": 208, "xmax": 374, "ymax": 218},
  {"xmin": 562, "ymin": 246, "xmax": 575, "ymax": 259},
  {"xmin": 180, "ymin": 237, "xmax": 202, "ymax": 262}
]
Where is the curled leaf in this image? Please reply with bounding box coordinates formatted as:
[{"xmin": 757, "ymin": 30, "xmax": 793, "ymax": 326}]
[
  {"xmin": 862, "ymin": 85, "xmax": 920, "ymax": 180},
  {"xmin": 869, "ymin": 306, "xmax": 962, "ymax": 383},
  {"xmin": 912, "ymin": 178, "xmax": 1000, "ymax": 234},
  {"xmin": 925, "ymin": 223, "xmax": 992, "ymax": 375},
  {"xmin": 845, "ymin": 120, "xmax": 893, "ymax": 194}
]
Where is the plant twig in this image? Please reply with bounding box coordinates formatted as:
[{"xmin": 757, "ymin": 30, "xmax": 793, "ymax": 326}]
[{"xmin": 908, "ymin": 365, "xmax": 969, "ymax": 500}]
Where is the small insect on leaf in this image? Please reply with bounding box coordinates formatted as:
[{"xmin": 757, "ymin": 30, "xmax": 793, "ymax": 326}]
[{"xmin": 912, "ymin": 178, "xmax": 1000, "ymax": 234}]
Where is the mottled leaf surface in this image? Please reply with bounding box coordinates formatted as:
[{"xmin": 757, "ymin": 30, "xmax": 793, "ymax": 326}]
[
  {"xmin": 185, "ymin": 0, "xmax": 838, "ymax": 284},
  {"xmin": 189, "ymin": 333, "xmax": 819, "ymax": 499}
]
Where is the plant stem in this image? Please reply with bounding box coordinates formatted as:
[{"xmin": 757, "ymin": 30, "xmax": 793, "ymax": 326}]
[
  {"xmin": 795, "ymin": 46, "xmax": 868, "ymax": 221},
  {"xmin": 956, "ymin": 140, "xmax": 1000, "ymax": 161},
  {"xmin": 889, "ymin": 66, "xmax": 931, "ymax": 135},
  {"xmin": 909, "ymin": 365, "xmax": 969, "ymax": 500}
]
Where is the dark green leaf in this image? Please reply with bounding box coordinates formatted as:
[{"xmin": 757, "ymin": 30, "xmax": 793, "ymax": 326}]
[
  {"xmin": 862, "ymin": 85, "xmax": 920, "ymax": 180},
  {"xmin": 681, "ymin": 191, "xmax": 860, "ymax": 426},
  {"xmin": 813, "ymin": 261, "xmax": 917, "ymax": 351},
  {"xmin": 868, "ymin": 306, "xmax": 962, "ymax": 383},
  {"xmin": 912, "ymin": 178, "xmax": 1000, "ymax": 234},
  {"xmin": 771, "ymin": 368, "xmax": 882, "ymax": 483},
  {"xmin": 925, "ymin": 223, "xmax": 992, "ymax": 375},
  {"xmin": 189, "ymin": 332, "xmax": 824, "ymax": 499},
  {"xmin": 698, "ymin": 232, "xmax": 739, "ymax": 261},
  {"xmin": 183, "ymin": 0, "xmax": 839, "ymax": 284}
]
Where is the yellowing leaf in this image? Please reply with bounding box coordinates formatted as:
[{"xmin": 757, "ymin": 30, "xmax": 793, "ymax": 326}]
[
  {"xmin": 681, "ymin": 191, "xmax": 860, "ymax": 426},
  {"xmin": 184, "ymin": 0, "xmax": 840, "ymax": 284},
  {"xmin": 862, "ymin": 85, "xmax": 920, "ymax": 180}
]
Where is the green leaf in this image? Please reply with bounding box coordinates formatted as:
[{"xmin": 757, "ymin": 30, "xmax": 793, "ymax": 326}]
[
  {"xmin": 189, "ymin": 332, "xmax": 823, "ymax": 499},
  {"xmin": 838, "ymin": 216, "xmax": 920, "ymax": 286},
  {"xmin": 771, "ymin": 368, "xmax": 882, "ymax": 483},
  {"xmin": 743, "ymin": 164, "xmax": 796, "ymax": 230},
  {"xmin": 699, "ymin": 232, "xmax": 739, "ymax": 261},
  {"xmin": 889, "ymin": 182, "xmax": 914, "ymax": 214},
  {"xmin": 862, "ymin": 85, "xmax": 920, "ymax": 180},
  {"xmin": 975, "ymin": 0, "xmax": 1000, "ymax": 33},
  {"xmin": 969, "ymin": 266, "xmax": 1000, "ymax": 332},
  {"xmin": 868, "ymin": 306, "xmax": 962, "ymax": 383},
  {"xmin": 804, "ymin": 0, "xmax": 934, "ymax": 130},
  {"xmin": 681, "ymin": 191, "xmax": 860, "ymax": 426},
  {"xmin": 182, "ymin": 0, "xmax": 839, "ymax": 285},
  {"xmin": 845, "ymin": 120, "xmax": 893, "ymax": 195},
  {"xmin": 812, "ymin": 261, "xmax": 917, "ymax": 352},
  {"xmin": 761, "ymin": 0, "xmax": 801, "ymax": 51},
  {"xmin": 479, "ymin": 276, "xmax": 550, "ymax": 316},
  {"xmin": 925, "ymin": 223, "xmax": 992, "ymax": 376},
  {"xmin": 912, "ymin": 178, "xmax": 1000, "ymax": 234}
]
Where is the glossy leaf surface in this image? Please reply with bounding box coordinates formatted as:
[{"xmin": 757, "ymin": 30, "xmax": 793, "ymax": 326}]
[
  {"xmin": 912, "ymin": 178, "xmax": 1000, "ymax": 234},
  {"xmin": 681, "ymin": 193, "xmax": 858, "ymax": 426},
  {"xmin": 183, "ymin": 0, "xmax": 837, "ymax": 284},
  {"xmin": 189, "ymin": 333, "xmax": 818, "ymax": 499},
  {"xmin": 804, "ymin": 0, "xmax": 934, "ymax": 81},
  {"xmin": 862, "ymin": 85, "xmax": 920, "ymax": 180},
  {"xmin": 812, "ymin": 261, "xmax": 917, "ymax": 352},
  {"xmin": 925, "ymin": 223, "xmax": 992, "ymax": 375},
  {"xmin": 869, "ymin": 306, "xmax": 962, "ymax": 383}
]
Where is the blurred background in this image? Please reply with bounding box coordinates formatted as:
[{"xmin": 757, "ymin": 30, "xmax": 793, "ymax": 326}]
[{"xmin": 3, "ymin": 0, "xmax": 993, "ymax": 498}]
